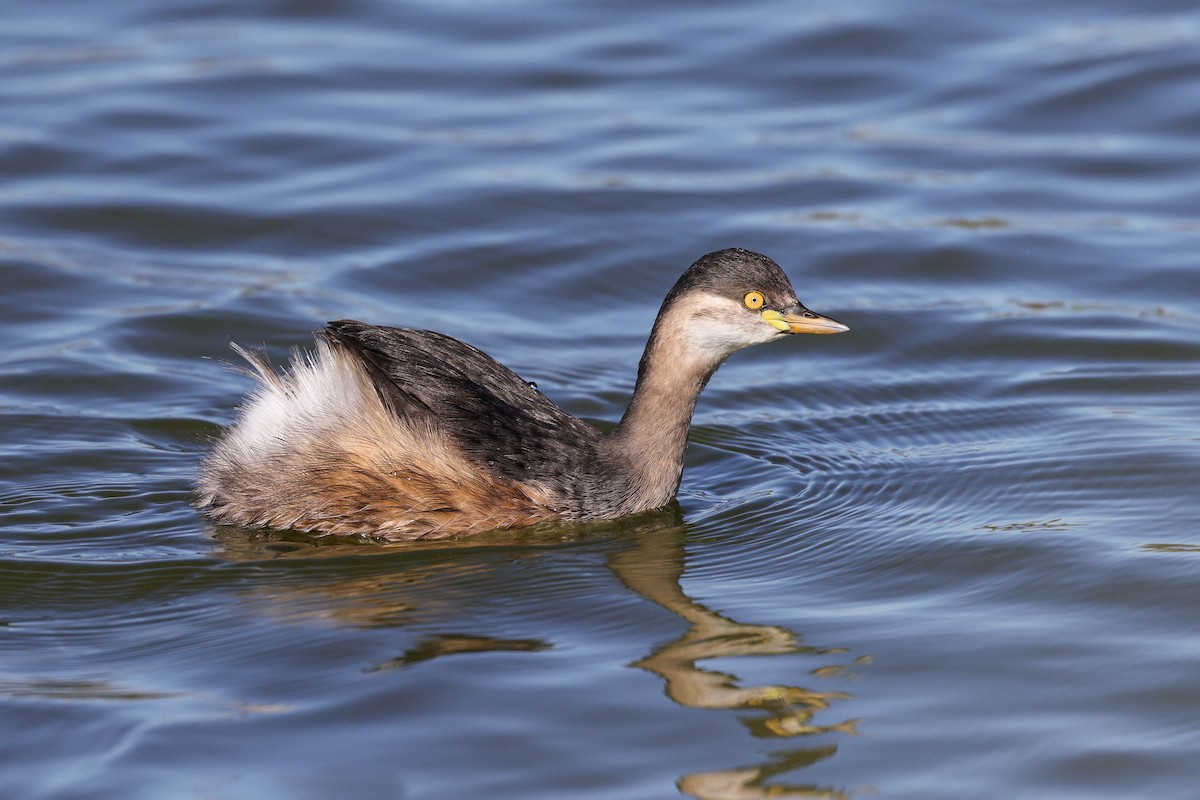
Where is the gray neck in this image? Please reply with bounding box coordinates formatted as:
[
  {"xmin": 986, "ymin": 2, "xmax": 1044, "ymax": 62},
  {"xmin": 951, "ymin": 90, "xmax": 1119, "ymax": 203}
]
[{"xmin": 602, "ymin": 308, "xmax": 724, "ymax": 513}]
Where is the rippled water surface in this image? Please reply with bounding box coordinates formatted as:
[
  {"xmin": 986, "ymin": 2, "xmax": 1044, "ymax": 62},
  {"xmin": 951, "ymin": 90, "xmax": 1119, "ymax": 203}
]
[{"xmin": 3, "ymin": 1, "xmax": 1199, "ymax": 798}]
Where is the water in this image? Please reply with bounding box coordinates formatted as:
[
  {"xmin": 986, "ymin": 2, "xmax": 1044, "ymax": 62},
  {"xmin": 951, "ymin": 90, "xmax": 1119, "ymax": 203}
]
[{"xmin": 2, "ymin": 0, "xmax": 1198, "ymax": 797}]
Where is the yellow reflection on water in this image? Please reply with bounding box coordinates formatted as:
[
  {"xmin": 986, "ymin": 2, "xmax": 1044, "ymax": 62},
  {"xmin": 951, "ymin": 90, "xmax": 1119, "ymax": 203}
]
[{"xmin": 610, "ymin": 529, "xmax": 867, "ymax": 799}]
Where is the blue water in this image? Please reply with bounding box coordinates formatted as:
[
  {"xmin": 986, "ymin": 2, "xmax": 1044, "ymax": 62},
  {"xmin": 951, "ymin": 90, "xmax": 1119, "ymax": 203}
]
[{"xmin": 2, "ymin": 1, "xmax": 1199, "ymax": 798}]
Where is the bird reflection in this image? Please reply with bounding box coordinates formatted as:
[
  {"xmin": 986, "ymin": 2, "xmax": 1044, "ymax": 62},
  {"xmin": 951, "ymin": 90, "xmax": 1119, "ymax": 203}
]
[
  {"xmin": 210, "ymin": 516, "xmax": 865, "ymax": 798},
  {"xmin": 609, "ymin": 527, "xmax": 864, "ymax": 799},
  {"xmin": 367, "ymin": 633, "xmax": 551, "ymax": 673},
  {"xmin": 678, "ymin": 746, "xmax": 845, "ymax": 800}
]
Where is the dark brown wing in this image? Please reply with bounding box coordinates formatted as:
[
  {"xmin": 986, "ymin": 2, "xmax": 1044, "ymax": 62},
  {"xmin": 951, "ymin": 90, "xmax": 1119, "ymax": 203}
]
[{"xmin": 322, "ymin": 320, "xmax": 602, "ymax": 484}]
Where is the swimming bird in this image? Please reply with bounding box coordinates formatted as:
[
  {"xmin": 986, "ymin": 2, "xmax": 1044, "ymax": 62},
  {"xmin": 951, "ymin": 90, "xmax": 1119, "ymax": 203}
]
[{"xmin": 196, "ymin": 248, "xmax": 848, "ymax": 539}]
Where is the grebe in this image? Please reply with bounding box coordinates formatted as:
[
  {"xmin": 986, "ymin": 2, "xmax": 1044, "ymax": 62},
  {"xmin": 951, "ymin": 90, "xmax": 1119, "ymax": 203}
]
[{"xmin": 196, "ymin": 248, "xmax": 848, "ymax": 539}]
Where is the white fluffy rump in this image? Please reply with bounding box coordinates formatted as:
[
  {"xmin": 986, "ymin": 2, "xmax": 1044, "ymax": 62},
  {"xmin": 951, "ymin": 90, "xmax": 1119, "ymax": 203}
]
[
  {"xmin": 194, "ymin": 340, "xmax": 401, "ymax": 523},
  {"xmin": 225, "ymin": 340, "xmax": 389, "ymax": 459},
  {"xmin": 195, "ymin": 340, "xmax": 558, "ymax": 538}
]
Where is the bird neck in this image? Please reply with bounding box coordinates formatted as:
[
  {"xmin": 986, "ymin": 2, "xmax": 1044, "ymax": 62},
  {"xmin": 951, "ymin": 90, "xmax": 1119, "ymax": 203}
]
[{"xmin": 604, "ymin": 308, "xmax": 724, "ymax": 511}]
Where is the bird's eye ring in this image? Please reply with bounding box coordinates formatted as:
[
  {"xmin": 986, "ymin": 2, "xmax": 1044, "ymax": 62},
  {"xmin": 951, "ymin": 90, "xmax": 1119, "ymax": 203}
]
[{"xmin": 744, "ymin": 291, "xmax": 765, "ymax": 310}]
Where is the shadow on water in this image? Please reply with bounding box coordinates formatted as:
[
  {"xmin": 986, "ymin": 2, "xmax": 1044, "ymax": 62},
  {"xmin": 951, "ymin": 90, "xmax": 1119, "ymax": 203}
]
[{"xmin": 209, "ymin": 516, "xmax": 867, "ymax": 799}]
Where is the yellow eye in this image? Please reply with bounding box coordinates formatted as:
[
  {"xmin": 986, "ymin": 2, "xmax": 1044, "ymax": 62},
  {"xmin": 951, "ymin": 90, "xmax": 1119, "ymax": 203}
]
[{"xmin": 743, "ymin": 291, "xmax": 765, "ymax": 310}]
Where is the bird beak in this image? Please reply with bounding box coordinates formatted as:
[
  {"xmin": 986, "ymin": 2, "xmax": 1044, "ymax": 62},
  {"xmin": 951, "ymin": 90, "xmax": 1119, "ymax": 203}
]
[{"xmin": 761, "ymin": 307, "xmax": 849, "ymax": 335}]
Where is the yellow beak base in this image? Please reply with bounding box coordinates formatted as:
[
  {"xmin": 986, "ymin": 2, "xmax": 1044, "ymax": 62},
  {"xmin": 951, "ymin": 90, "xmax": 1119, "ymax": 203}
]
[{"xmin": 761, "ymin": 308, "xmax": 849, "ymax": 335}]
